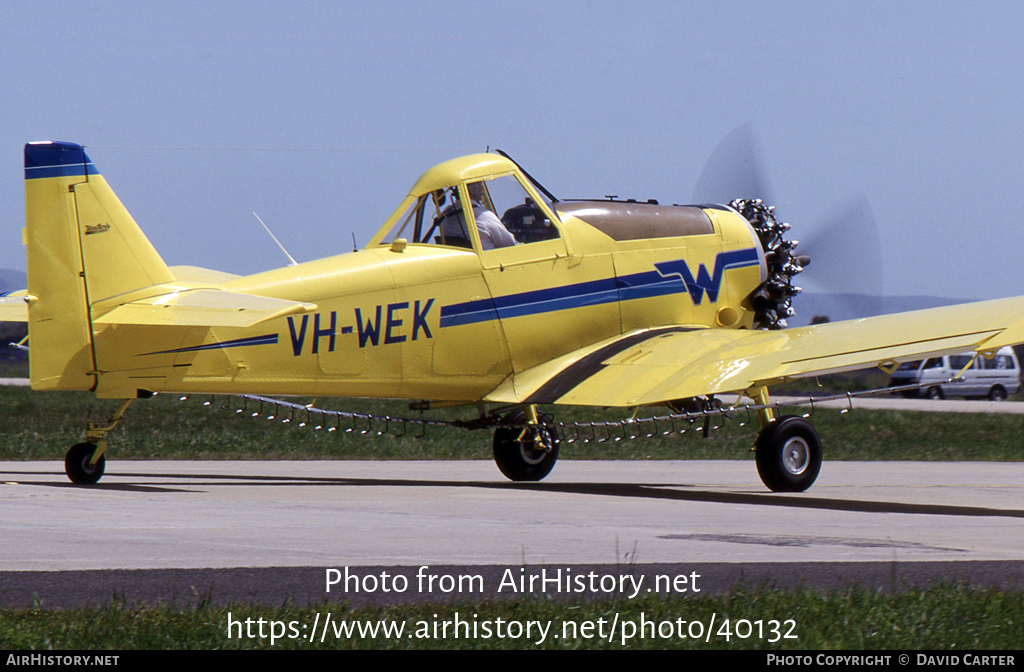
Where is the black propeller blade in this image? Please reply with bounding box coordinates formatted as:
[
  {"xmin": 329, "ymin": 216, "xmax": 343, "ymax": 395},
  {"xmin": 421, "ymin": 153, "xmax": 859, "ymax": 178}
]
[
  {"xmin": 692, "ymin": 123, "xmax": 773, "ymax": 205},
  {"xmin": 692, "ymin": 124, "xmax": 884, "ymax": 321},
  {"xmin": 800, "ymin": 195, "xmax": 883, "ymax": 316}
]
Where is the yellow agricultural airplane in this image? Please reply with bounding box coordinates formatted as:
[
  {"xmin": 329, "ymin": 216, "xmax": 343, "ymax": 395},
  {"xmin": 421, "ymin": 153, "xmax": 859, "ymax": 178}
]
[{"xmin": 3, "ymin": 141, "xmax": 1024, "ymax": 491}]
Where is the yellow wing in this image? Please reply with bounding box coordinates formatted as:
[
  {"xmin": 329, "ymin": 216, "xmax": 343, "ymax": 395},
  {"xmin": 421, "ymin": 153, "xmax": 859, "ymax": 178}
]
[
  {"xmin": 0, "ymin": 291, "xmax": 28, "ymax": 322},
  {"xmin": 485, "ymin": 296, "xmax": 1024, "ymax": 406},
  {"xmin": 92, "ymin": 289, "xmax": 317, "ymax": 328}
]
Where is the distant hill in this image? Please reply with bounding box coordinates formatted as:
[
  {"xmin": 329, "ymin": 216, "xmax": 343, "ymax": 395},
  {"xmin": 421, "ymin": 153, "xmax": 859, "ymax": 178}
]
[
  {"xmin": 792, "ymin": 293, "xmax": 969, "ymax": 326},
  {"xmin": 0, "ymin": 268, "xmax": 26, "ymax": 295}
]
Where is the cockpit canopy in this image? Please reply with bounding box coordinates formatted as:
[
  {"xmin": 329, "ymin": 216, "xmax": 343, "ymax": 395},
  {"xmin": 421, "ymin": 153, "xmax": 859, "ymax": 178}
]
[{"xmin": 371, "ymin": 154, "xmax": 561, "ymax": 252}]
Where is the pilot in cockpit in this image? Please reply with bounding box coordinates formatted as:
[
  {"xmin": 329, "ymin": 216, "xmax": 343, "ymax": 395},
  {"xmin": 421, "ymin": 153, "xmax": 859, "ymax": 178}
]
[{"xmin": 439, "ymin": 182, "xmax": 517, "ymax": 250}]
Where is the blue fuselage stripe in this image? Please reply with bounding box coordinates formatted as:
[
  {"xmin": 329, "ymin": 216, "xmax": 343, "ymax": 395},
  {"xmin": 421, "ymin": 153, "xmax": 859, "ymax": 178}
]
[
  {"xmin": 438, "ymin": 249, "xmax": 760, "ymax": 328},
  {"xmin": 616, "ymin": 271, "xmax": 685, "ymax": 302},
  {"xmin": 440, "ymin": 277, "xmax": 619, "ymax": 327}
]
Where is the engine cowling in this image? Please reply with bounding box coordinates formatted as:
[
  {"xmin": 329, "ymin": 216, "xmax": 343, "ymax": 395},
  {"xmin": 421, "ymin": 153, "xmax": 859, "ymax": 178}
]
[{"xmin": 732, "ymin": 199, "xmax": 808, "ymax": 330}]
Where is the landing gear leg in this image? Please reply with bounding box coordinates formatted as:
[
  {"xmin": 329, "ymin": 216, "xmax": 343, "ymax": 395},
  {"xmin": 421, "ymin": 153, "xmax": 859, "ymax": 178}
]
[
  {"xmin": 750, "ymin": 386, "xmax": 822, "ymax": 492},
  {"xmin": 751, "ymin": 385, "xmax": 775, "ymax": 428},
  {"xmin": 65, "ymin": 399, "xmax": 133, "ymax": 485},
  {"xmin": 492, "ymin": 405, "xmax": 559, "ymax": 482}
]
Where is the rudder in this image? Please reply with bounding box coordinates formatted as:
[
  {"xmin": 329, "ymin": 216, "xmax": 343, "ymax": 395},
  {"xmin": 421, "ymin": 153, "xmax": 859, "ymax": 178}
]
[{"xmin": 24, "ymin": 141, "xmax": 174, "ymax": 390}]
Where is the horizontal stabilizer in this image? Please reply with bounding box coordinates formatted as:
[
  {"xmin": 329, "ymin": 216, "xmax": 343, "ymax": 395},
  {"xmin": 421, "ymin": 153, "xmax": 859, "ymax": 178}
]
[
  {"xmin": 0, "ymin": 291, "xmax": 28, "ymax": 322},
  {"xmin": 169, "ymin": 266, "xmax": 243, "ymax": 283},
  {"xmin": 93, "ymin": 289, "xmax": 317, "ymax": 328}
]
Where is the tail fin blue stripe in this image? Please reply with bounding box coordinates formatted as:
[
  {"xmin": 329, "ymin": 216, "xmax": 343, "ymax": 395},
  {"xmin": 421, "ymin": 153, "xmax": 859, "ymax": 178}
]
[
  {"xmin": 25, "ymin": 163, "xmax": 99, "ymax": 180},
  {"xmin": 24, "ymin": 141, "xmax": 99, "ymax": 180}
]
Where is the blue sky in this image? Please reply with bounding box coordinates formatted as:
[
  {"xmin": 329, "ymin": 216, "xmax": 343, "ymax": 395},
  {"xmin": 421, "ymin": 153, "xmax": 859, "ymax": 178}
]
[{"xmin": 3, "ymin": 1, "xmax": 1024, "ymax": 301}]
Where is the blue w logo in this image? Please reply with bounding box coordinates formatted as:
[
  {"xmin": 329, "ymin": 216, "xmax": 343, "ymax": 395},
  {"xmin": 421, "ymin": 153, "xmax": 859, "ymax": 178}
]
[{"xmin": 654, "ymin": 248, "xmax": 761, "ymax": 305}]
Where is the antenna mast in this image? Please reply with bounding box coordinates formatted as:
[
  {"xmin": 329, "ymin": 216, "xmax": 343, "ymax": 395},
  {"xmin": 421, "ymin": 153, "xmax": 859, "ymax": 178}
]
[{"xmin": 253, "ymin": 212, "xmax": 299, "ymax": 267}]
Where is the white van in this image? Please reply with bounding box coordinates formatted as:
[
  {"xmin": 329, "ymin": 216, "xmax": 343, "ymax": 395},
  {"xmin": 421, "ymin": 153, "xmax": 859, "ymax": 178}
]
[{"xmin": 888, "ymin": 346, "xmax": 1021, "ymax": 400}]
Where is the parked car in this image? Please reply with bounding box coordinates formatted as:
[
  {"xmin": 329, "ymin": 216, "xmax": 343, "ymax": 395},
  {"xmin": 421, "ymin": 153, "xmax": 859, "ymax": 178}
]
[{"xmin": 888, "ymin": 346, "xmax": 1021, "ymax": 400}]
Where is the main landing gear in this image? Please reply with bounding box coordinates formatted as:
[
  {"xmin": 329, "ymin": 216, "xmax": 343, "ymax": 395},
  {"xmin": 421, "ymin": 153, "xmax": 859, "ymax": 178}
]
[
  {"xmin": 487, "ymin": 392, "xmax": 824, "ymax": 491},
  {"xmin": 492, "ymin": 406, "xmax": 559, "ymax": 482},
  {"xmin": 64, "ymin": 399, "xmax": 133, "ymax": 485},
  {"xmin": 755, "ymin": 416, "xmax": 822, "ymax": 492},
  {"xmin": 750, "ymin": 386, "xmax": 822, "ymax": 492}
]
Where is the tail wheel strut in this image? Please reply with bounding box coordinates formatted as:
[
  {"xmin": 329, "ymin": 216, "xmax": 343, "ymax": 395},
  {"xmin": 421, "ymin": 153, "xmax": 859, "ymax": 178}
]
[{"xmin": 64, "ymin": 398, "xmax": 133, "ymax": 485}]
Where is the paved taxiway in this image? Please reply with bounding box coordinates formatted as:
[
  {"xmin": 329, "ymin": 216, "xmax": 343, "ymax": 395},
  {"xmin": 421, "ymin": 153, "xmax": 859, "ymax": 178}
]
[
  {"xmin": 2, "ymin": 459, "xmax": 1022, "ymax": 606},
  {"xmin": 3, "ymin": 459, "xmax": 1022, "ymax": 569}
]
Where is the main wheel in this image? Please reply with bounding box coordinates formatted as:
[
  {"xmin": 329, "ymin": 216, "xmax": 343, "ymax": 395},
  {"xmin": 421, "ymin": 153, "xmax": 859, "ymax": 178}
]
[
  {"xmin": 492, "ymin": 412, "xmax": 559, "ymax": 482},
  {"xmin": 926, "ymin": 386, "xmax": 944, "ymax": 400},
  {"xmin": 988, "ymin": 386, "xmax": 1007, "ymax": 401},
  {"xmin": 65, "ymin": 442, "xmax": 105, "ymax": 485},
  {"xmin": 755, "ymin": 416, "xmax": 821, "ymax": 492}
]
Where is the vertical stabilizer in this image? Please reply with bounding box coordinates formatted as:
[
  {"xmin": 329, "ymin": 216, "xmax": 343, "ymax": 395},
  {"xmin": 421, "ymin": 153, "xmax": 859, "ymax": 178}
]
[{"xmin": 24, "ymin": 141, "xmax": 175, "ymax": 390}]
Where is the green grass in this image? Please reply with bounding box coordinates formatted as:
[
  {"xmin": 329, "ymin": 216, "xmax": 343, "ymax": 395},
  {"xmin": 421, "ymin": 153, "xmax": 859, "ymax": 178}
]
[
  {"xmin": 1, "ymin": 586, "xmax": 1020, "ymax": 649},
  {"xmin": 1, "ymin": 384, "xmax": 1022, "ymax": 462}
]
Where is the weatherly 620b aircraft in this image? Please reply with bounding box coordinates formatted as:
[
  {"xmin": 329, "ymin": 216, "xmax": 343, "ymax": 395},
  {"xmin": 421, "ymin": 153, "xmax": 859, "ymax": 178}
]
[{"xmin": 3, "ymin": 140, "xmax": 1024, "ymax": 491}]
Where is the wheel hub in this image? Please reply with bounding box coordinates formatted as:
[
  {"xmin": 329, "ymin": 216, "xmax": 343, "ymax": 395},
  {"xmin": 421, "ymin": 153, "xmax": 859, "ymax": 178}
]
[
  {"xmin": 519, "ymin": 429, "xmax": 552, "ymax": 465},
  {"xmin": 782, "ymin": 436, "xmax": 810, "ymax": 475}
]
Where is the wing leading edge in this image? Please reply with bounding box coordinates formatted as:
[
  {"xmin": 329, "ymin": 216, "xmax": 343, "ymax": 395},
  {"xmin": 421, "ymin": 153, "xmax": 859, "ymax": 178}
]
[{"xmin": 485, "ymin": 296, "xmax": 1024, "ymax": 407}]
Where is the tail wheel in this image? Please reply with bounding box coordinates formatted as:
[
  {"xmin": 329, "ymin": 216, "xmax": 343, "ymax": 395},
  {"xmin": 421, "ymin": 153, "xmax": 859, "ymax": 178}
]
[
  {"xmin": 65, "ymin": 442, "xmax": 105, "ymax": 485},
  {"xmin": 755, "ymin": 416, "xmax": 821, "ymax": 492},
  {"xmin": 492, "ymin": 412, "xmax": 559, "ymax": 482}
]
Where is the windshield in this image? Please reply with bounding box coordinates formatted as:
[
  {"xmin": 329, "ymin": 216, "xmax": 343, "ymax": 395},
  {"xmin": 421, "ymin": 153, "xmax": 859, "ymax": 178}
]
[
  {"xmin": 379, "ymin": 191, "xmax": 470, "ymax": 248},
  {"xmin": 473, "ymin": 175, "xmax": 560, "ymax": 245}
]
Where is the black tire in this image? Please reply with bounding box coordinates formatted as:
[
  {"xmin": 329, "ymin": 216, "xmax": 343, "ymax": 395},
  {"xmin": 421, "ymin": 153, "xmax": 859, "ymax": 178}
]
[
  {"xmin": 926, "ymin": 386, "xmax": 944, "ymax": 400},
  {"xmin": 492, "ymin": 413, "xmax": 559, "ymax": 482},
  {"xmin": 65, "ymin": 442, "xmax": 105, "ymax": 485},
  {"xmin": 755, "ymin": 416, "xmax": 822, "ymax": 492},
  {"xmin": 988, "ymin": 386, "xmax": 1007, "ymax": 401}
]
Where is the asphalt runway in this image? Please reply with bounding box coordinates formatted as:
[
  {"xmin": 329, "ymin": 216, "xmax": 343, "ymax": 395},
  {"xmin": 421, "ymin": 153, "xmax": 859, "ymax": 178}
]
[{"xmin": 1, "ymin": 459, "xmax": 1022, "ymax": 608}]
